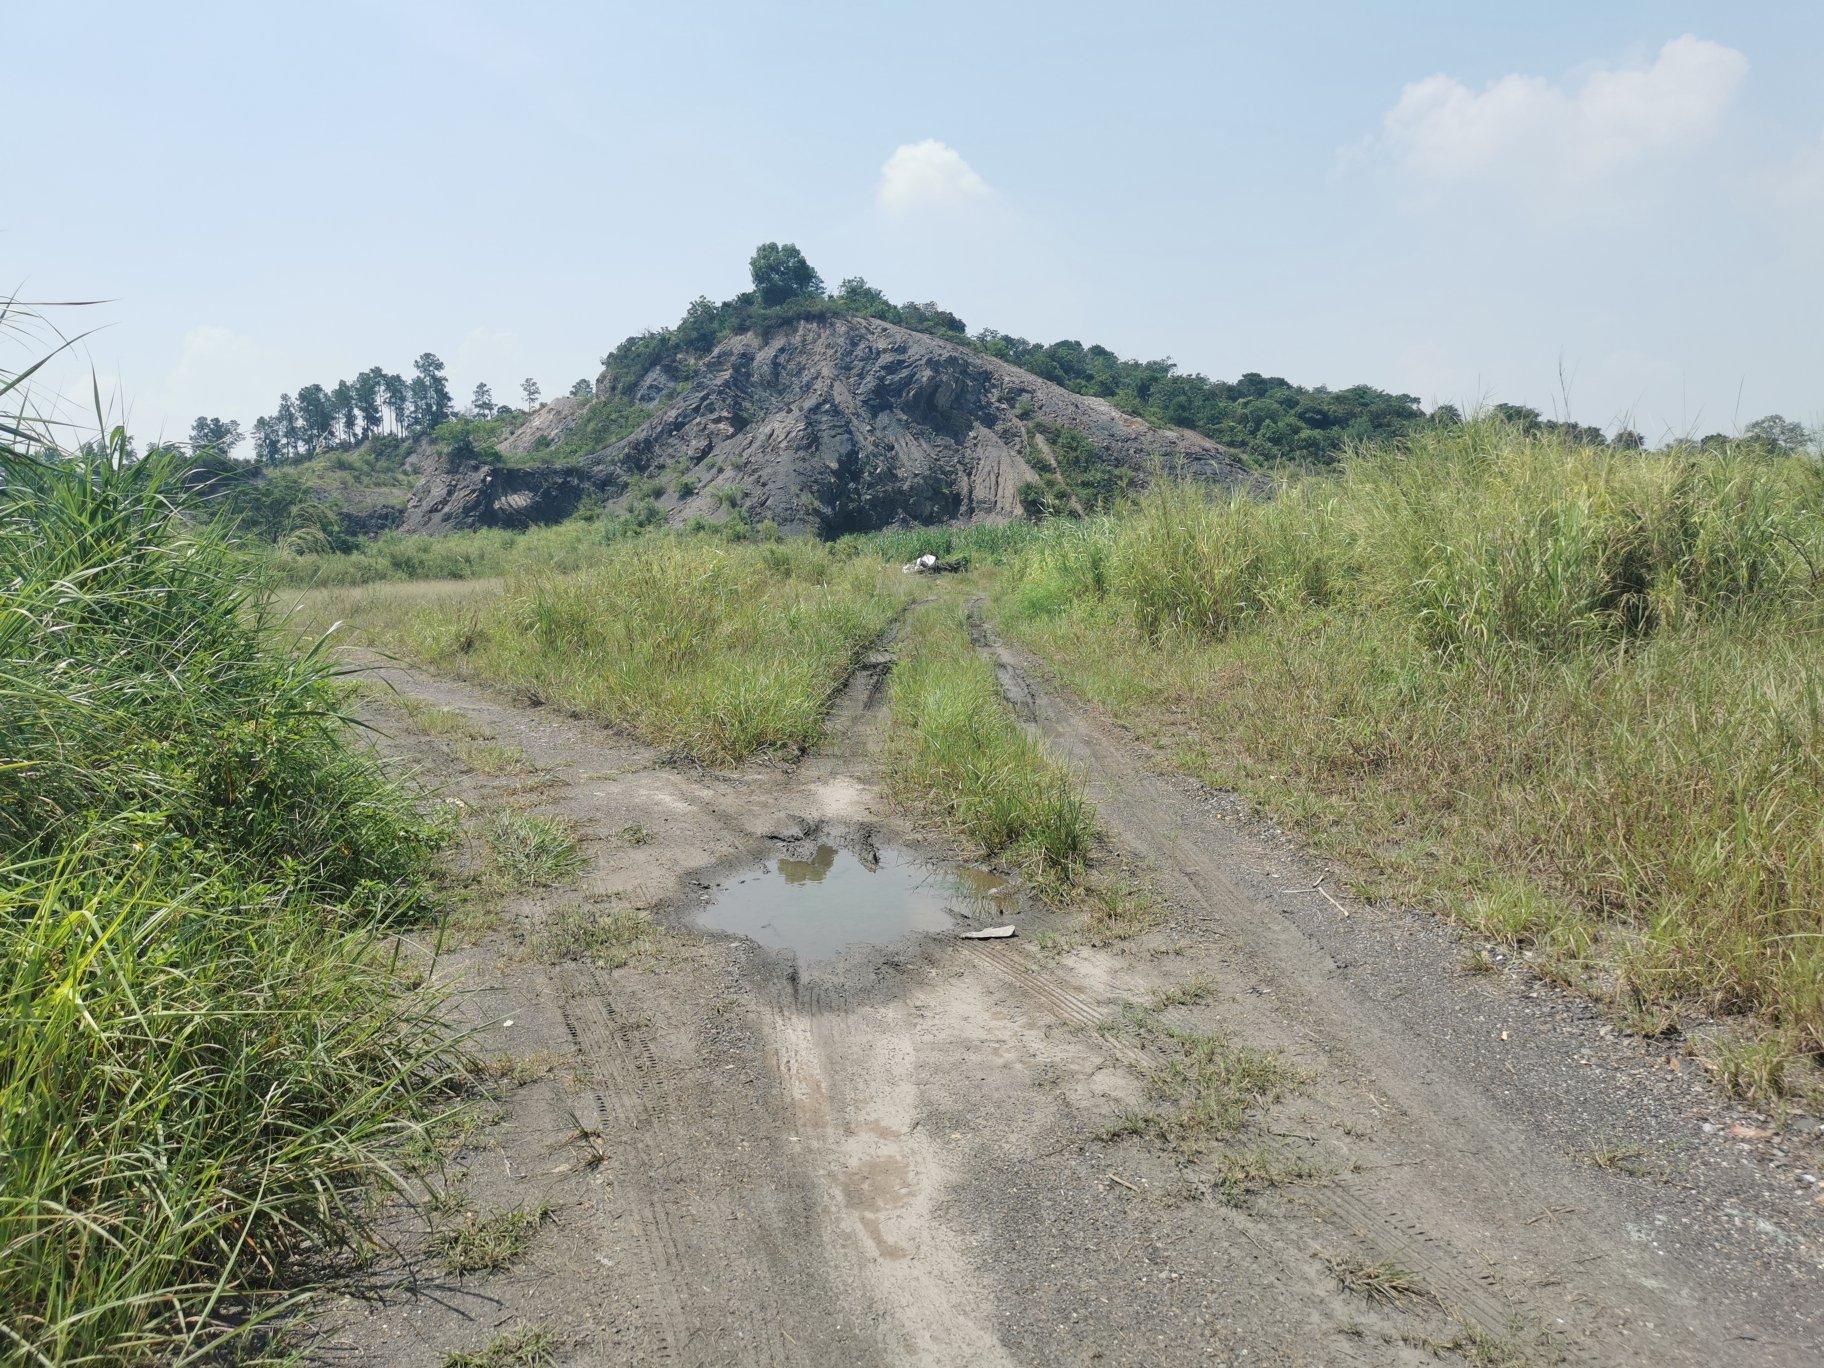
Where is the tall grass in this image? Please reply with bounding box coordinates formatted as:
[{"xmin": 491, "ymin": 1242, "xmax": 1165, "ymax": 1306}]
[
  {"xmin": 308, "ymin": 536, "xmax": 905, "ymax": 764},
  {"xmin": 885, "ymin": 606, "xmax": 1093, "ymax": 879},
  {"xmin": 1001, "ymin": 420, "xmax": 1824, "ymax": 1062},
  {"xmin": 0, "ymin": 423, "xmax": 453, "ymax": 1360}
]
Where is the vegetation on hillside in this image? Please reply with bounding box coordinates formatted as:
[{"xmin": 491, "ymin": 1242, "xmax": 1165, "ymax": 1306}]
[
  {"xmin": 0, "ymin": 355, "xmax": 455, "ymax": 1359},
  {"xmin": 997, "ymin": 420, "xmax": 1824, "ymax": 1084}
]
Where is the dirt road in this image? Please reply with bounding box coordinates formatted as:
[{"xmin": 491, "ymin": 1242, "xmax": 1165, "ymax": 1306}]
[{"xmin": 308, "ymin": 622, "xmax": 1822, "ymax": 1366}]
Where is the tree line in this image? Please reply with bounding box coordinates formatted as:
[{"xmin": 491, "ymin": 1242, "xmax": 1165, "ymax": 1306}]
[{"xmin": 213, "ymin": 359, "xmax": 594, "ymax": 465}]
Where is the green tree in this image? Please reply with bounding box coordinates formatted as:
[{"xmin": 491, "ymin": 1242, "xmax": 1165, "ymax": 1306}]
[
  {"xmin": 748, "ymin": 242, "xmax": 824, "ymax": 307},
  {"xmin": 295, "ymin": 384, "xmax": 335, "ymax": 451},
  {"xmin": 188, "ymin": 416, "xmax": 243, "ymax": 459},
  {"xmin": 408, "ymin": 353, "xmax": 452, "ymax": 434},
  {"xmin": 521, "ymin": 377, "xmax": 541, "ymax": 410},
  {"xmin": 381, "ymin": 372, "xmax": 409, "ymax": 434},
  {"xmin": 1743, "ymin": 414, "xmax": 1811, "ymax": 454},
  {"xmin": 330, "ymin": 380, "xmax": 358, "ymax": 445},
  {"xmin": 470, "ymin": 382, "xmax": 495, "ymax": 419},
  {"xmin": 354, "ymin": 368, "xmax": 385, "ymax": 439},
  {"xmin": 569, "ymin": 378, "xmax": 593, "ymax": 400}
]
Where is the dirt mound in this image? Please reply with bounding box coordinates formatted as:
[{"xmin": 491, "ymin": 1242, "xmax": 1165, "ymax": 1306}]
[{"xmin": 401, "ymin": 315, "xmax": 1244, "ymax": 536}]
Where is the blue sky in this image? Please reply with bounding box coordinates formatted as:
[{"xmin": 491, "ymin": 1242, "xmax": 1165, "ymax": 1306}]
[{"xmin": 12, "ymin": 1, "xmax": 1822, "ymax": 446}]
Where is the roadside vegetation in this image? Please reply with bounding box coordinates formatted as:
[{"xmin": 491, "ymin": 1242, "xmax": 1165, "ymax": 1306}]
[
  {"xmin": 297, "ymin": 536, "xmax": 904, "ymax": 764},
  {"xmin": 998, "ymin": 419, "xmax": 1824, "ymax": 1084},
  {"xmin": 0, "ymin": 420, "xmax": 454, "ymax": 1359}
]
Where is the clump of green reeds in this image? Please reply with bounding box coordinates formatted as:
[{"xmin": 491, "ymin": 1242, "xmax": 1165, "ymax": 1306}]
[{"xmin": 0, "ymin": 347, "xmax": 455, "ymax": 1362}]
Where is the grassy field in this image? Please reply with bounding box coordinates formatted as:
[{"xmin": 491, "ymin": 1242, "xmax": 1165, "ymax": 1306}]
[
  {"xmin": 290, "ymin": 536, "xmax": 906, "ymax": 764},
  {"xmin": 0, "ymin": 439, "xmax": 455, "ymax": 1362},
  {"xmin": 998, "ymin": 421, "xmax": 1824, "ymax": 1092}
]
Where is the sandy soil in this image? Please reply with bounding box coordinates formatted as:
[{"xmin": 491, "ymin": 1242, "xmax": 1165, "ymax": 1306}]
[{"xmin": 303, "ymin": 622, "xmax": 1823, "ymax": 1367}]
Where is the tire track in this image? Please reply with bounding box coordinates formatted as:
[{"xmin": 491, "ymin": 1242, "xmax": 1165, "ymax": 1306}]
[{"xmin": 958, "ymin": 603, "xmax": 1634, "ymax": 1355}]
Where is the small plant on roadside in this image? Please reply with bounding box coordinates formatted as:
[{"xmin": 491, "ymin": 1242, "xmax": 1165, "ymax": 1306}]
[
  {"xmin": 1318, "ymin": 1249, "xmax": 1434, "ymax": 1308},
  {"xmin": 444, "ymin": 1327, "xmax": 557, "ymax": 1367},
  {"xmin": 481, "ymin": 809, "xmax": 587, "ymax": 889},
  {"xmin": 431, "ymin": 1204, "xmax": 553, "ymax": 1276},
  {"xmin": 531, "ymin": 902, "xmax": 655, "ymax": 967},
  {"xmin": 1702, "ymin": 1031, "xmax": 1799, "ymax": 1109}
]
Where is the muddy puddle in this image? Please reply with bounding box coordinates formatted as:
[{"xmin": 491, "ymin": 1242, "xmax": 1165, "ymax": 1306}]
[{"xmin": 691, "ymin": 840, "xmax": 1013, "ymax": 964}]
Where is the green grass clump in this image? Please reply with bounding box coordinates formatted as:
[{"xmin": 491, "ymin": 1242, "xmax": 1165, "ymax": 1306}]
[
  {"xmin": 1106, "ymin": 1014, "xmax": 1298, "ymax": 1158},
  {"xmin": 430, "ymin": 1204, "xmax": 552, "ymax": 1276},
  {"xmin": 531, "ymin": 902, "xmax": 655, "ymax": 967},
  {"xmin": 0, "ymin": 425, "xmax": 454, "ymax": 1360},
  {"xmin": 445, "ymin": 1328, "xmax": 558, "ymax": 1368},
  {"xmin": 1000, "ymin": 417, "xmax": 1824, "ymax": 1052},
  {"xmin": 305, "ymin": 536, "xmax": 903, "ymax": 764},
  {"xmin": 885, "ymin": 607, "xmax": 1093, "ymax": 878},
  {"xmin": 481, "ymin": 809, "xmax": 587, "ymax": 890}
]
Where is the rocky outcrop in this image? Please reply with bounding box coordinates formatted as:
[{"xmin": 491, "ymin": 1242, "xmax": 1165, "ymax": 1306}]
[
  {"xmin": 399, "ymin": 447, "xmax": 591, "ymax": 535},
  {"xmin": 400, "ymin": 314, "xmax": 1244, "ymax": 536},
  {"xmin": 496, "ymin": 395, "xmax": 585, "ymax": 457}
]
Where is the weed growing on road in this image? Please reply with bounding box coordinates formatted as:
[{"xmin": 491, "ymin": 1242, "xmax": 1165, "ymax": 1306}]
[
  {"xmin": 1105, "ymin": 1009, "xmax": 1299, "ymax": 1157},
  {"xmin": 1319, "ymin": 1250, "xmax": 1435, "ymax": 1309},
  {"xmin": 482, "ymin": 809, "xmax": 587, "ymax": 889},
  {"xmin": 532, "ymin": 901, "xmax": 656, "ymax": 967},
  {"xmin": 300, "ymin": 537, "xmax": 904, "ymax": 763},
  {"xmin": 445, "ymin": 1328, "xmax": 558, "ymax": 1367},
  {"xmin": 431, "ymin": 1204, "xmax": 553, "ymax": 1276},
  {"xmin": 886, "ymin": 605, "xmax": 1093, "ymax": 879}
]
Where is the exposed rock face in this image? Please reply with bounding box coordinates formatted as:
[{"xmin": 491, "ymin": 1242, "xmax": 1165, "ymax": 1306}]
[
  {"xmin": 400, "ymin": 315, "xmax": 1243, "ymax": 536},
  {"xmin": 399, "ymin": 448, "xmax": 591, "ymax": 535},
  {"xmin": 496, "ymin": 395, "xmax": 584, "ymax": 457}
]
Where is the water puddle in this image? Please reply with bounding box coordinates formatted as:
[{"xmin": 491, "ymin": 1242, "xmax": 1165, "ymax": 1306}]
[{"xmin": 691, "ymin": 841, "xmax": 1013, "ymax": 964}]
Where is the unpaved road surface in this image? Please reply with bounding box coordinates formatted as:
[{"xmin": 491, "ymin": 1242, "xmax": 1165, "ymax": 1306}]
[{"xmin": 307, "ymin": 624, "xmax": 1823, "ymax": 1366}]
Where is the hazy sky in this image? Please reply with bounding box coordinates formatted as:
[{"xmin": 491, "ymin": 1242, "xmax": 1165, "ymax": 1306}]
[{"xmin": 12, "ymin": 2, "xmax": 1822, "ymax": 447}]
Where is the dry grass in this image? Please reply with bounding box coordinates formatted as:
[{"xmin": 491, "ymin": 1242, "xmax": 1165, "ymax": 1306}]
[{"xmin": 1001, "ymin": 421, "xmax": 1824, "ymax": 1064}]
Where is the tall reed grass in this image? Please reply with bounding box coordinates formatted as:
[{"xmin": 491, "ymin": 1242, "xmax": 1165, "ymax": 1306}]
[
  {"xmin": 1001, "ymin": 420, "xmax": 1824, "ymax": 1065},
  {"xmin": 0, "ymin": 427, "xmax": 453, "ymax": 1361}
]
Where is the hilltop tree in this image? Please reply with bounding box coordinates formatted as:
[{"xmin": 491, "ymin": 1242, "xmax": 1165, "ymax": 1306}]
[
  {"xmin": 748, "ymin": 242, "xmax": 824, "ymax": 307},
  {"xmin": 331, "ymin": 380, "xmax": 358, "ymax": 444},
  {"xmin": 521, "ymin": 377, "xmax": 540, "ymax": 410},
  {"xmin": 353, "ymin": 368, "xmax": 386, "ymax": 439},
  {"xmin": 188, "ymin": 416, "xmax": 242, "ymax": 459},
  {"xmin": 569, "ymin": 378, "xmax": 593, "ymax": 399},
  {"xmin": 408, "ymin": 353, "xmax": 452, "ymax": 434},
  {"xmin": 382, "ymin": 372, "xmax": 409, "ymax": 433},
  {"xmin": 294, "ymin": 384, "xmax": 335, "ymax": 451},
  {"xmin": 470, "ymin": 382, "xmax": 495, "ymax": 419}
]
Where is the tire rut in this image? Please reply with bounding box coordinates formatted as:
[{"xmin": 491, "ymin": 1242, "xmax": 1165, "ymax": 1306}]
[{"xmin": 960, "ymin": 599, "xmax": 1745, "ymax": 1365}]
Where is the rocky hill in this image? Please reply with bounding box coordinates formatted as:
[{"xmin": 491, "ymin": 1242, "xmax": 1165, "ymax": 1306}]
[{"xmin": 400, "ymin": 314, "xmax": 1243, "ymax": 536}]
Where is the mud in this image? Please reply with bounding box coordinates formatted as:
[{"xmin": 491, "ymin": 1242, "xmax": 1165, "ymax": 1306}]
[{"xmin": 301, "ymin": 622, "xmax": 1824, "ymax": 1367}]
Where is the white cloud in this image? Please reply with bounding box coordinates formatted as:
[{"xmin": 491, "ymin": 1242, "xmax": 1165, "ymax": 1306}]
[
  {"xmin": 1370, "ymin": 35, "xmax": 1747, "ymax": 186},
  {"xmin": 876, "ymin": 139, "xmax": 992, "ymax": 214}
]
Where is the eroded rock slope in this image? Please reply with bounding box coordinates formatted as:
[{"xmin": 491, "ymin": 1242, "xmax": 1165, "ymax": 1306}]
[{"xmin": 402, "ymin": 315, "xmax": 1243, "ymax": 535}]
